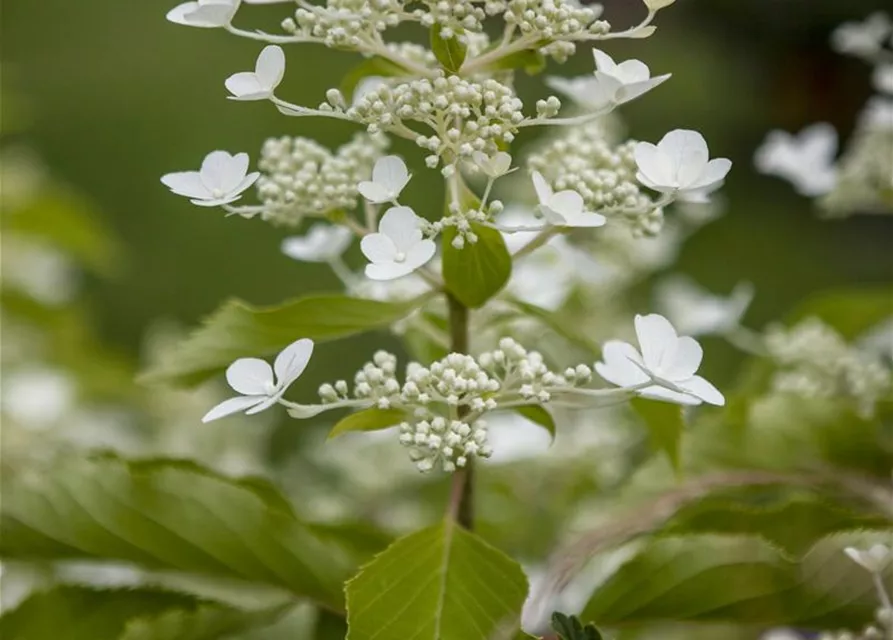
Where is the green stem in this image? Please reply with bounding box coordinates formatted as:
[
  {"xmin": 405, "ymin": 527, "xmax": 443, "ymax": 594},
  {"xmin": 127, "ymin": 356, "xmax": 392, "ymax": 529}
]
[{"xmin": 447, "ymin": 292, "xmax": 474, "ymax": 530}]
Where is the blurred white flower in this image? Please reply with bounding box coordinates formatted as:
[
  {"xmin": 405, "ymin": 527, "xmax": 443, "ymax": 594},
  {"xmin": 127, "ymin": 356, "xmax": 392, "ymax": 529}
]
[
  {"xmin": 874, "ymin": 64, "xmax": 893, "ymax": 94},
  {"xmin": 360, "ymin": 206, "xmax": 435, "ymax": 280},
  {"xmin": 472, "ymin": 151, "xmax": 513, "ymax": 178},
  {"xmin": 281, "ymin": 224, "xmax": 353, "ymax": 263},
  {"xmin": 831, "ymin": 12, "xmax": 892, "ymax": 57},
  {"xmin": 546, "ymin": 49, "xmax": 669, "ymax": 109},
  {"xmin": 166, "ymin": 0, "xmax": 240, "ymax": 28},
  {"xmin": 485, "ymin": 412, "xmax": 553, "ymax": 464},
  {"xmin": 225, "ymin": 45, "xmax": 285, "ymax": 101},
  {"xmin": 1, "ymin": 368, "xmax": 75, "ymax": 428},
  {"xmin": 634, "ymin": 130, "xmax": 731, "ymax": 202},
  {"xmin": 760, "ymin": 631, "xmax": 804, "ymax": 640},
  {"xmin": 351, "ymin": 272, "xmax": 431, "ymax": 302},
  {"xmin": 844, "ymin": 544, "xmax": 892, "ymax": 574},
  {"xmin": 202, "ymin": 338, "xmax": 313, "ymax": 422},
  {"xmin": 754, "ymin": 123, "xmax": 838, "ymax": 196},
  {"xmin": 161, "ymin": 150, "xmax": 259, "ymax": 207},
  {"xmin": 358, "ymin": 156, "xmax": 411, "ymax": 204},
  {"xmin": 860, "ymin": 96, "xmax": 893, "ymax": 130},
  {"xmin": 352, "ymin": 76, "xmax": 387, "ymax": 107},
  {"xmin": 857, "ymin": 316, "xmax": 893, "ymax": 363},
  {"xmin": 532, "ymin": 171, "xmax": 607, "ymax": 228},
  {"xmin": 656, "ymin": 277, "xmax": 754, "ymax": 336},
  {"xmin": 596, "ymin": 313, "xmax": 725, "ymax": 406}
]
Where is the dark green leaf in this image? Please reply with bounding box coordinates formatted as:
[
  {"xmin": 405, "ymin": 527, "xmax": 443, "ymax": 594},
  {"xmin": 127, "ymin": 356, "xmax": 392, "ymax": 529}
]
[
  {"xmin": 340, "ymin": 57, "xmax": 409, "ymax": 103},
  {"xmin": 121, "ymin": 603, "xmax": 288, "ymax": 640},
  {"xmin": 551, "ymin": 612, "xmax": 603, "ymax": 640},
  {"xmin": 139, "ymin": 293, "xmax": 430, "ymax": 387},
  {"xmin": 345, "ymin": 521, "xmax": 529, "ymax": 640},
  {"xmin": 430, "ymin": 25, "xmax": 467, "ymax": 73},
  {"xmin": 442, "ymin": 224, "xmax": 512, "ymax": 308},
  {"xmin": 512, "ymin": 405, "xmax": 556, "ymax": 441},
  {"xmin": 313, "ymin": 610, "xmax": 348, "ymax": 640},
  {"xmin": 630, "ymin": 397, "xmax": 685, "ymax": 472},
  {"xmin": 327, "ymin": 407, "xmax": 405, "ymax": 439}
]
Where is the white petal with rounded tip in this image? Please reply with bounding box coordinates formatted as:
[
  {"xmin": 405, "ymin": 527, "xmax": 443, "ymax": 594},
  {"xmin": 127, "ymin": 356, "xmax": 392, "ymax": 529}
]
[
  {"xmin": 635, "ymin": 313, "xmax": 678, "ymax": 371},
  {"xmin": 612, "ymin": 59, "xmax": 651, "ymax": 84},
  {"xmin": 634, "ymin": 142, "xmax": 674, "ymax": 188},
  {"xmin": 677, "ymin": 375, "xmax": 725, "ymax": 406},
  {"xmin": 665, "ymin": 336, "xmax": 703, "ymax": 380},
  {"xmin": 218, "ymin": 153, "xmax": 249, "ymax": 191},
  {"xmin": 226, "ymin": 357, "xmax": 274, "ymax": 395},
  {"xmin": 161, "ymin": 171, "xmax": 211, "ymax": 199},
  {"xmin": 357, "ymin": 181, "xmax": 391, "ymax": 203},
  {"xmin": 202, "ymin": 395, "xmax": 265, "ymax": 422},
  {"xmin": 255, "ymin": 45, "xmax": 285, "ymax": 89},
  {"xmin": 182, "ymin": 2, "xmax": 236, "ymax": 27},
  {"xmin": 592, "ymin": 49, "xmax": 619, "ymax": 75},
  {"xmin": 274, "ymin": 338, "xmax": 313, "ymax": 388},
  {"xmin": 689, "ymin": 158, "xmax": 732, "ymax": 191},
  {"xmin": 225, "ymin": 72, "xmax": 267, "ymax": 100},
  {"xmin": 660, "ymin": 130, "xmax": 709, "ymax": 187},
  {"xmin": 372, "ymin": 156, "xmax": 410, "ymax": 194},
  {"xmin": 404, "ymin": 239, "xmax": 436, "ymax": 270},
  {"xmin": 361, "ymin": 233, "xmax": 397, "ymax": 264},
  {"xmin": 548, "ymin": 190, "xmax": 584, "ymax": 219},
  {"xmin": 595, "ymin": 340, "xmax": 650, "ymax": 387},
  {"xmin": 166, "ymin": 3, "xmax": 201, "ymax": 26},
  {"xmin": 379, "ymin": 206, "xmax": 422, "ymax": 251},
  {"xmin": 639, "ymin": 385, "xmax": 703, "ymax": 405},
  {"xmin": 200, "ymin": 151, "xmax": 235, "ymax": 191},
  {"xmin": 531, "ymin": 171, "xmax": 553, "ymax": 204},
  {"xmin": 366, "ymin": 261, "xmax": 414, "ymax": 281}
]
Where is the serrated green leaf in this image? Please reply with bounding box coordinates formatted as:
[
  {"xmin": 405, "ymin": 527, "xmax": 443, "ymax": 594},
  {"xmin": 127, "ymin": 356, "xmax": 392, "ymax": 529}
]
[
  {"xmin": 345, "ymin": 521, "xmax": 529, "ymax": 640},
  {"xmin": 327, "ymin": 407, "xmax": 405, "ymax": 439},
  {"xmin": 340, "ymin": 57, "xmax": 409, "ymax": 103},
  {"xmin": 430, "ymin": 25, "xmax": 467, "ymax": 73},
  {"xmin": 0, "ymin": 456, "xmax": 385, "ymax": 611},
  {"xmin": 581, "ymin": 532, "xmax": 892, "ymax": 628},
  {"xmin": 512, "ymin": 405, "xmax": 556, "ymax": 441},
  {"xmin": 551, "ymin": 612, "xmax": 603, "ymax": 640},
  {"xmin": 631, "ymin": 397, "xmax": 685, "ymax": 472},
  {"xmin": 442, "ymin": 224, "xmax": 512, "ymax": 308},
  {"xmin": 121, "ymin": 603, "xmax": 287, "ymax": 640},
  {"xmin": 140, "ymin": 293, "xmax": 429, "ymax": 387}
]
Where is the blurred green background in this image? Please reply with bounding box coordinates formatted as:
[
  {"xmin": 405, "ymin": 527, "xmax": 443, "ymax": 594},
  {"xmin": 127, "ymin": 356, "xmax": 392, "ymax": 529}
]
[{"xmin": 3, "ymin": 0, "xmax": 892, "ymax": 371}]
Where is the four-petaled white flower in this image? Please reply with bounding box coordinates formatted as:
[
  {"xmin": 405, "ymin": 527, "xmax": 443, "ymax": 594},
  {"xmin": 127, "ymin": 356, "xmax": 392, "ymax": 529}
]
[
  {"xmin": 361, "ymin": 206, "xmax": 435, "ymax": 280},
  {"xmin": 546, "ymin": 49, "xmax": 670, "ymax": 110},
  {"xmin": 656, "ymin": 277, "xmax": 754, "ymax": 337},
  {"xmin": 202, "ymin": 338, "xmax": 313, "ymax": 422},
  {"xmin": 358, "ymin": 156, "xmax": 411, "ymax": 204},
  {"xmin": 596, "ymin": 313, "xmax": 725, "ymax": 406},
  {"xmin": 634, "ymin": 129, "xmax": 732, "ymax": 203},
  {"xmin": 754, "ymin": 123, "xmax": 838, "ymax": 196},
  {"xmin": 532, "ymin": 171, "xmax": 606, "ymax": 228},
  {"xmin": 161, "ymin": 150, "xmax": 259, "ymax": 207},
  {"xmin": 844, "ymin": 544, "xmax": 891, "ymax": 574},
  {"xmin": 226, "ymin": 45, "xmax": 285, "ymax": 101},
  {"xmin": 472, "ymin": 151, "xmax": 513, "ymax": 178},
  {"xmin": 166, "ymin": 0, "xmax": 240, "ymax": 28},
  {"xmin": 281, "ymin": 223, "xmax": 353, "ymax": 263}
]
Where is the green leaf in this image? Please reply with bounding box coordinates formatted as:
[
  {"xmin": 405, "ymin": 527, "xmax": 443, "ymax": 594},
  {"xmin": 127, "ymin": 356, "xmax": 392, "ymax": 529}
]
[
  {"xmin": 630, "ymin": 397, "xmax": 685, "ymax": 472},
  {"xmin": 551, "ymin": 612, "xmax": 603, "ymax": 640},
  {"xmin": 581, "ymin": 532, "xmax": 893, "ymax": 628},
  {"xmin": 512, "ymin": 405, "xmax": 556, "ymax": 441},
  {"xmin": 470, "ymin": 47, "xmax": 546, "ymax": 75},
  {"xmin": 787, "ymin": 286, "xmax": 893, "ymax": 339},
  {"xmin": 509, "ymin": 300, "xmax": 600, "ymax": 355},
  {"xmin": 140, "ymin": 293, "xmax": 429, "ymax": 387},
  {"xmin": 0, "ymin": 456, "xmax": 384, "ymax": 611},
  {"xmin": 430, "ymin": 25, "xmax": 467, "ymax": 73},
  {"xmin": 328, "ymin": 407, "xmax": 405, "ymax": 439},
  {"xmin": 313, "ymin": 610, "xmax": 348, "ymax": 640},
  {"xmin": 442, "ymin": 224, "xmax": 512, "ymax": 308},
  {"xmin": 345, "ymin": 521, "xmax": 529, "ymax": 640},
  {"xmin": 340, "ymin": 57, "xmax": 409, "ymax": 103},
  {"xmin": 120, "ymin": 603, "xmax": 287, "ymax": 640}
]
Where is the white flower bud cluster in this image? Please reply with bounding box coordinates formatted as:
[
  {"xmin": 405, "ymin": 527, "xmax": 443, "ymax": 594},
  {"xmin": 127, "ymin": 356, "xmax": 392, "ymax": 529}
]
[
  {"xmin": 288, "ymin": 0, "xmax": 406, "ymax": 47},
  {"xmin": 816, "ymin": 606, "xmax": 893, "ymax": 640},
  {"xmin": 319, "ymin": 350, "xmax": 402, "ymax": 409},
  {"xmin": 427, "ymin": 199, "xmax": 505, "ymax": 247},
  {"xmin": 256, "ymin": 133, "xmax": 388, "ymax": 226},
  {"xmin": 347, "ymin": 76, "xmax": 526, "ymax": 166},
  {"xmin": 765, "ymin": 318, "xmax": 892, "ymax": 418},
  {"xmin": 418, "ymin": 0, "xmax": 487, "ymax": 42},
  {"xmin": 527, "ymin": 122, "xmax": 659, "ymax": 233},
  {"xmin": 399, "ymin": 416, "xmax": 492, "ymax": 472},
  {"xmin": 504, "ymin": 0, "xmax": 610, "ymax": 62}
]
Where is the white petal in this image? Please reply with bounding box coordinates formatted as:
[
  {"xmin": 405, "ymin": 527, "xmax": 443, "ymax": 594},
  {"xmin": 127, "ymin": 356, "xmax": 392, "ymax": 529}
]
[
  {"xmin": 225, "ymin": 72, "xmax": 267, "ymax": 99},
  {"xmin": 617, "ymin": 74, "xmax": 670, "ymax": 104},
  {"xmin": 634, "ymin": 142, "xmax": 674, "ymax": 189},
  {"xmin": 161, "ymin": 171, "xmax": 211, "ymax": 199},
  {"xmin": 531, "ymin": 171, "xmax": 553, "ymax": 204},
  {"xmin": 634, "ymin": 313, "xmax": 678, "ymax": 371},
  {"xmin": 676, "ymin": 375, "xmax": 725, "ymax": 406},
  {"xmin": 219, "ymin": 152, "xmax": 250, "ymax": 192},
  {"xmin": 595, "ymin": 340, "xmax": 650, "ymax": 387},
  {"xmin": 371, "ymin": 156, "xmax": 410, "ymax": 195},
  {"xmin": 800, "ymin": 122, "xmax": 838, "ymax": 160},
  {"xmin": 360, "ymin": 233, "xmax": 397, "ymax": 263},
  {"xmin": 357, "ymin": 181, "xmax": 391, "ymax": 203},
  {"xmin": 612, "ymin": 58, "xmax": 651, "ymax": 84},
  {"xmin": 244, "ymin": 394, "xmax": 279, "ymax": 415},
  {"xmin": 166, "ymin": 2, "xmax": 201, "ymax": 26},
  {"xmin": 274, "ymin": 338, "xmax": 313, "ymax": 388},
  {"xmin": 183, "ymin": 2, "xmax": 236, "ymax": 27},
  {"xmin": 548, "ymin": 190, "xmax": 584, "ymax": 219},
  {"xmin": 566, "ymin": 210, "xmax": 607, "ymax": 228},
  {"xmin": 225, "ymin": 357, "xmax": 274, "ymax": 395},
  {"xmin": 255, "ymin": 45, "xmax": 285, "ymax": 90},
  {"xmin": 659, "ymin": 130, "xmax": 709, "ymax": 188},
  {"xmin": 199, "ymin": 150, "xmax": 235, "ymax": 192},
  {"xmin": 638, "ymin": 385, "xmax": 703, "ymax": 406},
  {"xmin": 201, "ymin": 395, "xmax": 265, "ymax": 422},
  {"xmin": 689, "ymin": 158, "xmax": 732, "ymax": 191},
  {"xmin": 403, "ymin": 239, "xmax": 436, "ymax": 271},
  {"xmin": 365, "ymin": 261, "xmax": 413, "ymax": 281},
  {"xmin": 379, "ymin": 206, "xmax": 422, "ymax": 252},
  {"xmin": 665, "ymin": 336, "xmax": 703, "ymax": 380},
  {"xmin": 591, "ymin": 49, "xmax": 619, "ymax": 75},
  {"xmin": 232, "ymin": 171, "xmax": 260, "ymax": 196},
  {"xmin": 190, "ymin": 193, "xmax": 242, "ymax": 207}
]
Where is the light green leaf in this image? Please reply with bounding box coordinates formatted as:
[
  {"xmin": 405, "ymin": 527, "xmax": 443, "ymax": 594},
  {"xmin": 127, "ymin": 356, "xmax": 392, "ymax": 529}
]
[
  {"xmin": 631, "ymin": 398, "xmax": 685, "ymax": 472},
  {"xmin": 442, "ymin": 224, "xmax": 512, "ymax": 308},
  {"xmin": 512, "ymin": 405, "xmax": 556, "ymax": 441},
  {"xmin": 345, "ymin": 521, "xmax": 529, "ymax": 640},
  {"xmin": 340, "ymin": 57, "xmax": 409, "ymax": 103},
  {"xmin": 328, "ymin": 407, "xmax": 405, "ymax": 439},
  {"xmin": 140, "ymin": 293, "xmax": 429, "ymax": 387},
  {"xmin": 0, "ymin": 456, "xmax": 385, "ymax": 611},
  {"xmin": 430, "ymin": 25, "xmax": 468, "ymax": 73}
]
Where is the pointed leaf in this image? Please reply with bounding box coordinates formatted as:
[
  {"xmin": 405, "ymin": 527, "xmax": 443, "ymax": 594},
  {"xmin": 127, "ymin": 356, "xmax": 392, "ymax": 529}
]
[
  {"xmin": 631, "ymin": 397, "xmax": 685, "ymax": 471},
  {"xmin": 327, "ymin": 407, "xmax": 405, "ymax": 439},
  {"xmin": 512, "ymin": 405, "xmax": 556, "ymax": 441},
  {"xmin": 442, "ymin": 224, "xmax": 512, "ymax": 308},
  {"xmin": 430, "ymin": 25, "xmax": 468, "ymax": 73},
  {"xmin": 345, "ymin": 521, "xmax": 529, "ymax": 640}
]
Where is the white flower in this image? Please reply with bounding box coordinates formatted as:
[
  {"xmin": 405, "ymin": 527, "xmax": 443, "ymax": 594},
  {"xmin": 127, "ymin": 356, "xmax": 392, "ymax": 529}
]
[
  {"xmin": 634, "ymin": 129, "xmax": 732, "ymax": 202},
  {"xmin": 166, "ymin": 0, "xmax": 240, "ymax": 28},
  {"xmin": 596, "ymin": 313, "xmax": 725, "ymax": 406},
  {"xmin": 225, "ymin": 45, "xmax": 285, "ymax": 101},
  {"xmin": 161, "ymin": 150, "xmax": 259, "ymax": 207},
  {"xmin": 357, "ymin": 156, "xmax": 411, "ymax": 204},
  {"xmin": 860, "ymin": 96, "xmax": 893, "ymax": 130},
  {"xmin": 656, "ymin": 277, "xmax": 754, "ymax": 337},
  {"xmin": 360, "ymin": 206, "xmax": 435, "ymax": 280},
  {"xmin": 844, "ymin": 544, "xmax": 891, "ymax": 574},
  {"xmin": 531, "ymin": 171, "xmax": 607, "ymax": 228},
  {"xmin": 281, "ymin": 224, "xmax": 353, "ymax": 263},
  {"xmin": 754, "ymin": 123, "xmax": 838, "ymax": 196},
  {"xmin": 831, "ymin": 12, "xmax": 892, "ymax": 57},
  {"xmin": 874, "ymin": 64, "xmax": 893, "ymax": 95},
  {"xmin": 472, "ymin": 151, "xmax": 513, "ymax": 178},
  {"xmin": 546, "ymin": 49, "xmax": 670, "ymax": 109},
  {"xmin": 202, "ymin": 338, "xmax": 313, "ymax": 422}
]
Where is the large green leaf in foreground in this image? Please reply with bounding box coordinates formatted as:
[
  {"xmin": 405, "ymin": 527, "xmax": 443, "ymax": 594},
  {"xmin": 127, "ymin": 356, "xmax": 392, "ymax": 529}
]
[{"xmin": 346, "ymin": 521, "xmax": 529, "ymax": 640}]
